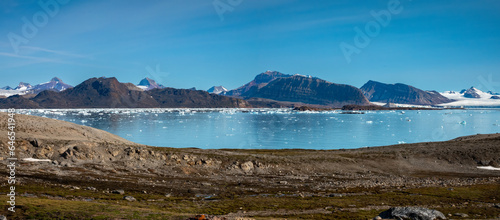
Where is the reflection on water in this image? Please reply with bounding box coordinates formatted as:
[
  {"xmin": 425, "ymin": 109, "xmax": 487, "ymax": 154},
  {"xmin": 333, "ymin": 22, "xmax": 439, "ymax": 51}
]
[{"xmin": 14, "ymin": 108, "xmax": 500, "ymax": 149}]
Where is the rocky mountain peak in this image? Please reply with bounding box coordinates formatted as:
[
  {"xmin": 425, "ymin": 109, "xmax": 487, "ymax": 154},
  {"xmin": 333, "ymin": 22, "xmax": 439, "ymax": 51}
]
[
  {"xmin": 207, "ymin": 86, "xmax": 228, "ymax": 95},
  {"xmin": 137, "ymin": 77, "xmax": 165, "ymax": 90},
  {"xmin": 51, "ymin": 77, "xmax": 63, "ymax": 82}
]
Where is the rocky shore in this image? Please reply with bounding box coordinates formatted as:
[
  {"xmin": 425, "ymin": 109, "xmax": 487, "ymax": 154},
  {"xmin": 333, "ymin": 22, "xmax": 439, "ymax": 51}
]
[{"xmin": 0, "ymin": 112, "xmax": 499, "ymax": 219}]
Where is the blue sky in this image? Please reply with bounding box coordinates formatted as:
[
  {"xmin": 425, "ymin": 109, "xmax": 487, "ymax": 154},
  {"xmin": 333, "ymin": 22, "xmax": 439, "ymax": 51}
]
[{"xmin": 1, "ymin": 0, "xmax": 499, "ymax": 92}]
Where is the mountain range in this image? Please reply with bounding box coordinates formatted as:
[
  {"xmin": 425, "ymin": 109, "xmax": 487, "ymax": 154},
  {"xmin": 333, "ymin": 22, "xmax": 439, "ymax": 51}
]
[
  {"xmin": 1, "ymin": 71, "xmax": 499, "ymax": 108},
  {"xmin": 210, "ymin": 71, "xmax": 500, "ymax": 107},
  {"xmin": 0, "ymin": 77, "xmax": 73, "ymax": 97},
  {"xmin": 0, "ymin": 77, "xmax": 248, "ymax": 109},
  {"xmin": 438, "ymin": 87, "xmax": 500, "ymax": 106}
]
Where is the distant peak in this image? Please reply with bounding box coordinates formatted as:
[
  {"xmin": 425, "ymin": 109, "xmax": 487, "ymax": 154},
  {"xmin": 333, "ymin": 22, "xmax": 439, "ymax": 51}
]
[
  {"xmin": 207, "ymin": 85, "xmax": 228, "ymax": 94},
  {"xmin": 467, "ymin": 87, "xmax": 483, "ymax": 92},
  {"xmin": 365, "ymin": 80, "xmax": 383, "ymax": 84},
  {"xmin": 18, "ymin": 82, "xmax": 31, "ymax": 86},
  {"xmin": 138, "ymin": 77, "xmax": 157, "ymax": 86},
  {"xmin": 262, "ymin": 70, "xmax": 281, "ymax": 75},
  {"xmin": 136, "ymin": 77, "xmax": 165, "ymax": 90},
  {"xmin": 292, "ymin": 74, "xmax": 313, "ymax": 78},
  {"xmin": 51, "ymin": 77, "xmax": 62, "ymax": 82}
]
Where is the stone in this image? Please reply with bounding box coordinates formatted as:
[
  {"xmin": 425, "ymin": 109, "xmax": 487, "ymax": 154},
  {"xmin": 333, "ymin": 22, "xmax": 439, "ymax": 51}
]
[
  {"xmin": 123, "ymin": 196, "xmax": 136, "ymax": 201},
  {"xmin": 21, "ymin": 193, "xmax": 37, "ymax": 198},
  {"xmin": 453, "ymin": 213, "xmax": 468, "ymax": 218},
  {"xmin": 377, "ymin": 207, "xmax": 446, "ymax": 220},
  {"xmin": 112, "ymin": 189, "xmax": 125, "ymax": 195},
  {"xmin": 29, "ymin": 138, "xmax": 40, "ymax": 147},
  {"xmin": 0, "ymin": 215, "xmax": 6, "ymax": 220},
  {"xmin": 328, "ymin": 193, "xmax": 343, "ymax": 197},
  {"xmin": 489, "ymin": 161, "xmax": 500, "ymax": 168},
  {"xmin": 240, "ymin": 161, "xmax": 254, "ymax": 172}
]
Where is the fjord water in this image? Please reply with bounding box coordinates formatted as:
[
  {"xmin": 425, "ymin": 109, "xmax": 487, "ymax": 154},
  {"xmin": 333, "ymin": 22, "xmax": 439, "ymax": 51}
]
[{"xmin": 20, "ymin": 109, "xmax": 500, "ymax": 149}]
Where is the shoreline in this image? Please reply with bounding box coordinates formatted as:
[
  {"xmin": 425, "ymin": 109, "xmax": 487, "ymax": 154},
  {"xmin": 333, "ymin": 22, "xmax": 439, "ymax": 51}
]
[
  {"xmin": 3, "ymin": 108, "xmax": 500, "ymax": 151},
  {"xmin": 3, "ymin": 106, "xmax": 500, "ymax": 113},
  {"xmin": 1, "ymin": 113, "xmax": 499, "ymax": 219}
]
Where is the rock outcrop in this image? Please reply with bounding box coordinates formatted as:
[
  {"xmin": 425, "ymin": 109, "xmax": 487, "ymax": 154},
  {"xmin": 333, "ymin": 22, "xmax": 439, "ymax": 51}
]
[{"xmin": 376, "ymin": 207, "xmax": 446, "ymax": 220}]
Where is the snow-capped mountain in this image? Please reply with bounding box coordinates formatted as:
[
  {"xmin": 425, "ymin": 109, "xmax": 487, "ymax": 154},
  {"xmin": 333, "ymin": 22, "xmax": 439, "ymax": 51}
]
[
  {"xmin": 31, "ymin": 77, "xmax": 73, "ymax": 93},
  {"xmin": 0, "ymin": 77, "xmax": 72, "ymax": 97},
  {"xmin": 1, "ymin": 86, "xmax": 13, "ymax": 90},
  {"xmin": 136, "ymin": 77, "xmax": 165, "ymax": 91},
  {"xmin": 15, "ymin": 82, "xmax": 33, "ymax": 91},
  {"xmin": 439, "ymin": 87, "xmax": 500, "ymax": 106},
  {"xmin": 207, "ymin": 86, "xmax": 228, "ymax": 94},
  {"xmin": 442, "ymin": 87, "xmax": 494, "ymax": 99}
]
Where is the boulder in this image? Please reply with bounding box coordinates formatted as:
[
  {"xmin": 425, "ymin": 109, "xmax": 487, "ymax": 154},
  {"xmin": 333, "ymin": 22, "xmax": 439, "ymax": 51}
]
[
  {"xmin": 489, "ymin": 161, "xmax": 500, "ymax": 168},
  {"xmin": 376, "ymin": 207, "xmax": 446, "ymax": 220},
  {"xmin": 453, "ymin": 213, "xmax": 468, "ymax": 218},
  {"xmin": 123, "ymin": 196, "xmax": 136, "ymax": 201},
  {"xmin": 240, "ymin": 161, "xmax": 254, "ymax": 172},
  {"xmin": 112, "ymin": 189, "xmax": 125, "ymax": 195}
]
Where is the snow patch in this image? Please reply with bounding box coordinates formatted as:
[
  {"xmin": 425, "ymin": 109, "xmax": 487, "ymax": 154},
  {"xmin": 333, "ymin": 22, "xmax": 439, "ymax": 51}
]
[
  {"xmin": 440, "ymin": 87, "xmax": 500, "ymax": 107},
  {"xmin": 136, "ymin": 85, "xmax": 148, "ymax": 90},
  {"xmin": 23, "ymin": 158, "xmax": 51, "ymax": 162},
  {"xmin": 477, "ymin": 166, "xmax": 500, "ymax": 171}
]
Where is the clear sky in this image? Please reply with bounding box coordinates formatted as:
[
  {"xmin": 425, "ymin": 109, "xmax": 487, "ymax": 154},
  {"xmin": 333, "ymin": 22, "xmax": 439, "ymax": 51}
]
[{"xmin": 1, "ymin": 0, "xmax": 499, "ymax": 92}]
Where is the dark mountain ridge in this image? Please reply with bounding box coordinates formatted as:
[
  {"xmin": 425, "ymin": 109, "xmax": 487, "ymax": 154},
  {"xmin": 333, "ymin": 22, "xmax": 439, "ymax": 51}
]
[
  {"xmin": 224, "ymin": 71, "xmax": 292, "ymax": 97},
  {"xmin": 243, "ymin": 75, "xmax": 370, "ymax": 107},
  {"xmin": 0, "ymin": 77, "xmax": 248, "ymax": 109},
  {"xmin": 360, "ymin": 80, "xmax": 451, "ymax": 105}
]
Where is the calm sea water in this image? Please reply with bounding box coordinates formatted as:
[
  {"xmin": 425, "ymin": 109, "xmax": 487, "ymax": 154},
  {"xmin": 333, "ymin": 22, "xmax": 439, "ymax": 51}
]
[{"xmin": 15, "ymin": 108, "xmax": 500, "ymax": 149}]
